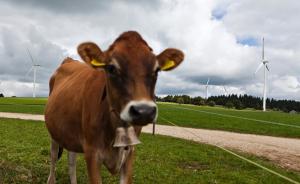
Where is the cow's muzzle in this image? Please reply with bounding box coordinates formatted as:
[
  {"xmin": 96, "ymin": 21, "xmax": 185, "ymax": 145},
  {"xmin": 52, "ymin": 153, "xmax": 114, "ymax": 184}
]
[
  {"xmin": 129, "ymin": 104, "xmax": 156, "ymax": 125},
  {"xmin": 120, "ymin": 100, "xmax": 157, "ymax": 125}
]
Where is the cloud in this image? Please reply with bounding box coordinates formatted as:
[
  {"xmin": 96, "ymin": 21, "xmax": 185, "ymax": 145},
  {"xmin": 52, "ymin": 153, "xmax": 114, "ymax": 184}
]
[
  {"xmin": 2, "ymin": 0, "xmax": 108, "ymax": 14},
  {"xmin": 0, "ymin": 80, "xmax": 37, "ymax": 97},
  {"xmin": 0, "ymin": 0, "xmax": 299, "ymax": 101},
  {"xmin": 272, "ymin": 75, "xmax": 300, "ymax": 93},
  {"xmin": 3, "ymin": 0, "xmax": 161, "ymax": 15},
  {"xmin": 0, "ymin": 22, "xmax": 67, "ymax": 97}
]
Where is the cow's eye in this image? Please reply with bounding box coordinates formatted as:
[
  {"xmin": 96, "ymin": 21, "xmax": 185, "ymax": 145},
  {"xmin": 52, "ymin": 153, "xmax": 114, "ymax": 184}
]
[{"xmin": 105, "ymin": 65, "xmax": 118, "ymax": 75}]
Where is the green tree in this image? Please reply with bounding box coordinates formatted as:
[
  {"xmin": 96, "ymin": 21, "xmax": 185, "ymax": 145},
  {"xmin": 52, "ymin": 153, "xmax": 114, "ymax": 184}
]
[
  {"xmin": 207, "ymin": 100, "xmax": 216, "ymax": 107},
  {"xmin": 234, "ymin": 100, "xmax": 245, "ymax": 110},
  {"xmin": 192, "ymin": 96, "xmax": 205, "ymax": 105},
  {"xmin": 177, "ymin": 97, "xmax": 184, "ymax": 104},
  {"xmin": 225, "ymin": 101, "xmax": 234, "ymax": 109}
]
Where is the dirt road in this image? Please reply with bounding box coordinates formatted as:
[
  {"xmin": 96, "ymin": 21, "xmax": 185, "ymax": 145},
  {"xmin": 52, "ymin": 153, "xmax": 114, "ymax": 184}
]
[{"xmin": 1, "ymin": 112, "xmax": 299, "ymax": 171}]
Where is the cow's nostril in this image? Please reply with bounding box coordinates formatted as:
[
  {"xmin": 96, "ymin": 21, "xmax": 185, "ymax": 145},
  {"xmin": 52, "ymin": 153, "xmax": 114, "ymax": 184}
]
[
  {"xmin": 129, "ymin": 105, "xmax": 141, "ymax": 116},
  {"xmin": 129, "ymin": 105, "xmax": 156, "ymax": 120}
]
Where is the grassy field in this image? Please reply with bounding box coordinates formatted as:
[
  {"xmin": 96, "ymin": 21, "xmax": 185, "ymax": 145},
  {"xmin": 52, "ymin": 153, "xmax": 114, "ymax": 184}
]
[
  {"xmin": 0, "ymin": 118, "xmax": 299, "ymax": 183},
  {"xmin": 0, "ymin": 97, "xmax": 47, "ymax": 105},
  {"xmin": 0, "ymin": 97, "xmax": 46, "ymax": 114},
  {"xmin": 157, "ymin": 103, "xmax": 300, "ymax": 138},
  {"xmin": 0, "ymin": 98, "xmax": 300, "ymax": 138}
]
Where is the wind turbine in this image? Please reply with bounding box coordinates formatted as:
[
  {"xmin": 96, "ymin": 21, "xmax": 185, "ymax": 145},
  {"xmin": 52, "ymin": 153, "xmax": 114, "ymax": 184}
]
[
  {"xmin": 223, "ymin": 85, "xmax": 228, "ymax": 96},
  {"xmin": 205, "ymin": 78, "xmax": 210, "ymax": 99},
  {"xmin": 254, "ymin": 37, "xmax": 270, "ymax": 111},
  {"xmin": 26, "ymin": 48, "xmax": 41, "ymax": 98}
]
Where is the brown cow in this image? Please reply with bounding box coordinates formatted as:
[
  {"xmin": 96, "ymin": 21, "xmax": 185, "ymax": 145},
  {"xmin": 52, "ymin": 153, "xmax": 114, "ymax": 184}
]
[{"xmin": 45, "ymin": 31, "xmax": 184, "ymax": 184}]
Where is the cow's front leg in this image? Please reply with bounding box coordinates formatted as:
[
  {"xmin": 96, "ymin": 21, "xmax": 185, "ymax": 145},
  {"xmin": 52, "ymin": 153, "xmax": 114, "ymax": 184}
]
[
  {"xmin": 120, "ymin": 147, "xmax": 135, "ymax": 184},
  {"xmin": 84, "ymin": 146, "xmax": 101, "ymax": 184}
]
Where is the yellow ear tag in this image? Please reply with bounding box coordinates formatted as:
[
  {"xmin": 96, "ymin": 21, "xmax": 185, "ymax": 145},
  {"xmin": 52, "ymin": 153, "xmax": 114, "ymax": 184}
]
[
  {"xmin": 91, "ymin": 59, "xmax": 105, "ymax": 67},
  {"xmin": 161, "ymin": 59, "xmax": 175, "ymax": 70}
]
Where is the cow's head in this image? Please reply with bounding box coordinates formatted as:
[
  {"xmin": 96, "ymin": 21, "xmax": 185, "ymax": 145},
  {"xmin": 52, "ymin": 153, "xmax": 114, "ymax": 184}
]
[{"xmin": 78, "ymin": 31, "xmax": 184, "ymax": 126}]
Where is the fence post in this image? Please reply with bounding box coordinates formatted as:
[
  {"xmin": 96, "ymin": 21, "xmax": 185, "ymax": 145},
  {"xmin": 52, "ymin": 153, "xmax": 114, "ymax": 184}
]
[{"xmin": 152, "ymin": 121, "xmax": 155, "ymax": 135}]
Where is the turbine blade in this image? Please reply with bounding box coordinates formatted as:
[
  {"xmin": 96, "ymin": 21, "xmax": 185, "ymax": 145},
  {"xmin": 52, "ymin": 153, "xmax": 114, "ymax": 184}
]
[
  {"xmin": 223, "ymin": 85, "xmax": 228, "ymax": 93},
  {"xmin": 206, "ymin": 78, "xmax": 210, "ymax": 85},
  {"xmin": 26, "ymin": 48, "xmax": 36, "ymax": 65},
  {"xmin": 25, "ymin": 66, "xmax": 34, "ymax": 77},
  {"xmin": 254, "ymin": 63, "xmax": 263, "ymax": 74},
  {"xmin": 266, "ymin": 64, "xmax": 270, "ymax": 71},
  {"xmin": 262, "ymin": 37, "xmax": 264, "ymax": 60}
]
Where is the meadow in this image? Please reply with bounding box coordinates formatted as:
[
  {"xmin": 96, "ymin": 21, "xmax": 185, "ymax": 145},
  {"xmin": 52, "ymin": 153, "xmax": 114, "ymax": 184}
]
[
  {"xmin": 1, "ymin": 118, "xmax": 299, "ymax": 183},
  {"xmin": 157, "ymin": 103, "xmax": 300, "ymax": 138},
  {"xmin": 0, "ymin": 97, "xmax": 299, "ymax": 138},
  {"xmin": 0, "ymin": 97, "xmax": 46, "ymax": 114}
]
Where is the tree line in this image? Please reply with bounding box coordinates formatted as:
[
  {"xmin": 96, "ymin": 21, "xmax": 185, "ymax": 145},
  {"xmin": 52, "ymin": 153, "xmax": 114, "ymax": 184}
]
[{"xmin": 156, "ymin": 94, "xmax": 300, "ymax": 113}]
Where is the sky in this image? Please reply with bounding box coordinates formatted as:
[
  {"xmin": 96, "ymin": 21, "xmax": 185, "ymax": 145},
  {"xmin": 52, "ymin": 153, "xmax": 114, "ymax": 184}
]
[{"xmin": 0, "ymin": 0, "xmax": 299, "ymax": 101}]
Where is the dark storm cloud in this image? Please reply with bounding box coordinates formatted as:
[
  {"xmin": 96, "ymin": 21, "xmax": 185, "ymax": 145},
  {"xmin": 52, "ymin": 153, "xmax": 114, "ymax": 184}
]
[
  {"xmin": 0, "ymin": 25, "xmax": 67, "ymax": 84},
  {"xmin": 156, "ymin": 85, "xmax": 200, "ymax": 95},
  {"xmin": 184, "ymin": 75, "xmax": 256, "ymax": 86},
  {"xmin": 2, "ymin": 0, "xmax": 160, "ymax": 14},
  {"xmin": 2, "ymin": 0, "xmax": 108, "ymax": 13}
]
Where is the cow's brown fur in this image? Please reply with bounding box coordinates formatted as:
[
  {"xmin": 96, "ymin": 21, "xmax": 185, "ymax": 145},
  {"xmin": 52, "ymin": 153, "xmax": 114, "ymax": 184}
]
[{"xmin": 45, "ymin": 31, "xmax": 184, "ymax": 184}]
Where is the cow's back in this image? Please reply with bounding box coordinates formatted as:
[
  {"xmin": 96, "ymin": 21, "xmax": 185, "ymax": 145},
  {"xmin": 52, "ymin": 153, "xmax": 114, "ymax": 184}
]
[{"xmin": 45, "ymin": 58, "xmax": 106, "ymax": 152}]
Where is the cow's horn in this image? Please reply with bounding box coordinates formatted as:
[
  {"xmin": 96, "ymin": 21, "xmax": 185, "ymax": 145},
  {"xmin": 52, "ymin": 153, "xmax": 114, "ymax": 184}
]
[{"xmin": 113, "ymin": 126, "xmax": 141, "ymax": 147}]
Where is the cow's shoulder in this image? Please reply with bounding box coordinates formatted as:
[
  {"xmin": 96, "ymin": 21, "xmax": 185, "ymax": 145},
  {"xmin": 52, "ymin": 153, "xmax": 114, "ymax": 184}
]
[
  {"xmin": 57, "ymin": 57, "xmax": 89, "ymax": 76},
  {"xmin": 50, "ymin": 57, "xmax": 106, "ymax": 93}
]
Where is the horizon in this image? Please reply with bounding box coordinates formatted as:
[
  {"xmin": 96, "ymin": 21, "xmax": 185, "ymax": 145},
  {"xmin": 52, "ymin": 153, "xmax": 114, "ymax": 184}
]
[{"xmin": 1, "ymin": 93, "xmax": 299, "ymax": 103}]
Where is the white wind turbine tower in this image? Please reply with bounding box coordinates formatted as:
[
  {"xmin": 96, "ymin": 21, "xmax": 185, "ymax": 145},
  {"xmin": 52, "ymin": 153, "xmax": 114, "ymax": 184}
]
[
  {"xmin": 254, "ymin": 37, "xmax": 270, "ymax": 111},
  {"xmin": 205, "ymin": 78, "xmax": 210, "ymax": 99},
  {"xmin": 26, "ymin": 48, "xmax": 41, "ymax": 98}
]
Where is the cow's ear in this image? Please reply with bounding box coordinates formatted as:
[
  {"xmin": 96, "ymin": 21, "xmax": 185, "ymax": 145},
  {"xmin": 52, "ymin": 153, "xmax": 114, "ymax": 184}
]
[
  {"xmin": 78, "ymin": 42, "xmax": 106, "ymax": 67},
  {"xmin": 157, "ymin": 48, "xmax": 184, "ymax": 71}
]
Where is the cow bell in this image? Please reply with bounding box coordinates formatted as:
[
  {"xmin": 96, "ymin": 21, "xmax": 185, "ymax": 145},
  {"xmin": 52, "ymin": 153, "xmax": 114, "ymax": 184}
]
[{"xmin": 113, "ymin": 126, "xmax": 141, "ymax": 147}]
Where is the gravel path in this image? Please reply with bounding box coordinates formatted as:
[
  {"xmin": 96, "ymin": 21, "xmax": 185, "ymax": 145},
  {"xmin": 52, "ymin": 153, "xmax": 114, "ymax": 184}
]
[
  {"xmin": 1, "ymin": 112, "xmax": 300, "ymax": 171},
  {"xmin": 0, "ymin": 112, "xmax": 44, "ymax": 121}
]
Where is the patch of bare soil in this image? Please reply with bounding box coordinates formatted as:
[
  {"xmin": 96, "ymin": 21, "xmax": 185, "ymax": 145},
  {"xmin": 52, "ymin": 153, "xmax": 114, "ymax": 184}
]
[{"xmin": 179, "ymin": 161, "xmax": 210, "ymax": 172}]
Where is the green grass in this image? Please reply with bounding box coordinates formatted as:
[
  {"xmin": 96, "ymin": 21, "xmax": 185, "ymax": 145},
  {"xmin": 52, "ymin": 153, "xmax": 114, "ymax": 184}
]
[
  {"xmin": 164, "ymin": 103, "xmax": 300, "ymax": 126},
  {"xmin": 0, "ymin": 98, "xmax": 300, "ymax": 138},
  {"xmin": 0, "ymin": 97, "xmax": 46, "ymax": 114},
  {"xmin": 157, "ymin": 103, "xmax": 300, "ymax": 138},
  {"xmin": 0, "ymin": 97, "xmax": 47, "ymax": 105},
  {"xmin": 0, "ymin": 118, "xmax": 299, "ymax": 183}
]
